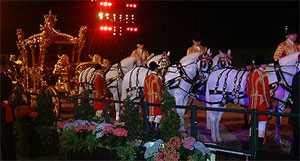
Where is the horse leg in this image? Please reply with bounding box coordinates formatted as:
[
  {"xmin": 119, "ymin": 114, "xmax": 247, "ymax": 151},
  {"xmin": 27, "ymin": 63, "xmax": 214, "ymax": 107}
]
[
  {"xmin": 275, "ymin": 102, "xmax": 284, "ymax": 143},
  {"xmin": 215, "ymin": 111, "xmax": 224, "ymax": 142},
  {"xmin": 177, "ymin": 108, "xmax": 186, "ymax": 132},
  {"xmin": 113, "ymin": 92, "xmax": 120, "ymax": 121},
  {"xmin": 209, "ymin": 111, "xmax": 217, "ymax": 142},
  {"xmin": 207, "ymin": 111, "xmax": 211, "ymax": 130}
]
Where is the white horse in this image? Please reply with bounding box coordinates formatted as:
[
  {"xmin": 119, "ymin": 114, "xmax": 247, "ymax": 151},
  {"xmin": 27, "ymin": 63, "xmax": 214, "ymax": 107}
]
[
  {"xmin": 194, "ymin": 49, "xmax": 233, "ymax": 102},
  {"xmin": 121, "ymin": 51, "xmax": 212, "ymax": 132},
  {"xmin": 205, "ymin": 52, "xmax": 300, "ymax": 142},
  {"xmin": 120, "ymin": 52, "xmax": 171, "ymax": 102},
  {"xmin": 79, "ymin": 53, "xmax": 168, "ymax": 121},
  {"xmin": 165, "ymin": 52, "xmax": 213, "ymax": 131},
  {"xmin": 211, "ymin": 49, "xmax": 233, "ymax": 71}
]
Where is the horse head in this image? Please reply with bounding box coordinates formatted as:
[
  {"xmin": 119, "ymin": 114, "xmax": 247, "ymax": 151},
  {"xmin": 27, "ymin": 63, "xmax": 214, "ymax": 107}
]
[
  {"xmin": 197, "ymin": 50, "xmax": 213, "ymax": 82},
  {"xmin": 146, "ymin": 51, "xmax": 171, "ymax": 71},
  {"xmin": 212, "ymin": 49, "xmax": 233, "ymax": 70}
]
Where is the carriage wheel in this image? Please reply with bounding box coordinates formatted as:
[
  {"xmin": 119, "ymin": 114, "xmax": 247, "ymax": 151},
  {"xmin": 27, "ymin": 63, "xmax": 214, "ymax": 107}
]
[{"xmin": 45, "ymin": 86, "xmax": 61, "ymax": 119}]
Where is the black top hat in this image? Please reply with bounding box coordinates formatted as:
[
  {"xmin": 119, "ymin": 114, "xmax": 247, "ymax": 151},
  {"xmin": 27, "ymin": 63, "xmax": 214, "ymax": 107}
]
[
  {"xmin": 286, "ymin": 27, "xmax": 297, "ymax": 35},
  {"xmin": 254, "ymin": 55, "xmax": 269, "ymax": 66},
  {"xmin": 193, "ymin": 34, "xmax": 201, "ymax": 41},
  {"xmin": 245, "ymin": 57, "xmax": 254, "ymax": 66},
  {"xmin": 94, "ymin": 64, "xmax": 103, "ymax": 70},
  {"xmin": 149, "ymin": 61, "xmax": 159, "ymax": 71},
  {"xmin": 137, "ymin": 40, "xmax": 144, "ymax": 45}
]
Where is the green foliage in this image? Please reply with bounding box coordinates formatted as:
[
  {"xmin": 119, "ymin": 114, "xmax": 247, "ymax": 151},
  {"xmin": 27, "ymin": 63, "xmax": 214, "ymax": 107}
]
[
  {"xmin": 120, "ymin": 97, "xmax": 143, "ymax": 141},
  {"xmin": 35, "ymin": 91, "xmax": 57, "ymax": 155},
  {"xmin": 74, "ymin": 91, "xmax": 95, "ymax": 121},
  {"xmin": 12, "ymin": 86, "xmax": 31, "ymax": 159},
  {"xmin": 35, "ymin": 92, "xmax": 55, "ymax": 126},
  {"xmin": 116, "ymin": 142, "xmax": 137, "ymax": 161},
  {"xmin": 59, "ymin": 129, "xmax": 103, "ymax": 158},
  {"xmin": 160, "ymin": 90, "xmax": 181, "ymax": 141},
  {"xmin": 13, "ymin": 117, "xmax": 32, "ymax": 159},
  {"xmin": 191, "ymin": 149, "xmax": 211, "ymax": 161},
  {"xmin": 160, "ymin": 89, "xmax": 176, "ymax": 113}
]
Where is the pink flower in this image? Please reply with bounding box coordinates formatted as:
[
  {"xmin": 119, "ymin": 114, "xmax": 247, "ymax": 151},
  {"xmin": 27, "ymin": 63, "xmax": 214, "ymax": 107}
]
[
  {"xmin": 154, "ymin": 152, "xmax": 164, "ymax": 161},
  {"xmin": 74, "ymin": 127, "xmax": 80, "ymax": 133},
  {"xmin": 101, "ymin": 125, "xmax": 114, "ymax": 135},
  {"xmin": 73, "ymin": 124, "xmax": 92, "ymax": 133},
  {"xmin": 167, "ymin": 136, "xmax": 181, "ymax": 149},
  {"xmin": 57, "ymin": 121, "xmax": 68, "ymax": 130},
  {"xmin": 112, "ymin": 128, "xmax": 128, "ymax": 137},
  {"xmin": 171, "ymin": 151, "xmax": 180, "ymax": 160},
  {"xmin": 182, "ymin": 137, "xmax": 195, "ymax": 150}
]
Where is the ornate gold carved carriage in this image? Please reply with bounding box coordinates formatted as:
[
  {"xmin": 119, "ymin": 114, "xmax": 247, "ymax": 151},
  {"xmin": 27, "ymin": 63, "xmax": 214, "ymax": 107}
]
[{"xmin": 10, "ymin": 11, "xmax": 110, "ymax": 118}]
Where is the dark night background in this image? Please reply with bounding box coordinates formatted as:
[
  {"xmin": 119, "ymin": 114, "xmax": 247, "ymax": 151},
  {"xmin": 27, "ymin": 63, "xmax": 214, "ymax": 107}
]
[{"xmin": 1, "ymin": 0, "xmax": 299, "ymax": 67}]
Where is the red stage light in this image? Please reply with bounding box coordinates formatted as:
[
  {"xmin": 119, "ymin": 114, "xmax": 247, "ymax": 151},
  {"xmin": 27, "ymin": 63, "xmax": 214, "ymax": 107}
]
[
  {"xmin": 100, "ymin": 1, "xmax": 112, "ymax": 7},
  {"xmin": 126, "ymin": 3, "xmax": 137, "ymax": 8},
  {"xmin": 134, "ymin": 28, "xmax": 138, "ymax": 31},
  {"xmin": 99, "ymin": 26, "xmax": 113, "ymax": 32}
]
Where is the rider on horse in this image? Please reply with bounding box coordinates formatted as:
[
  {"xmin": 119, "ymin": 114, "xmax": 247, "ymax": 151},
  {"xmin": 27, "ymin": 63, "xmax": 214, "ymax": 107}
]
[
  {"xmin": 187, "ymin": 34, "xmax": 208, "ymax": 55},
  {"xmin": 274, "ymin": 27, "xmax": 300, "ymax": 61},
  {"xmin": 131, "ymin": 41, "xmax": 149, "ymax": 66}
]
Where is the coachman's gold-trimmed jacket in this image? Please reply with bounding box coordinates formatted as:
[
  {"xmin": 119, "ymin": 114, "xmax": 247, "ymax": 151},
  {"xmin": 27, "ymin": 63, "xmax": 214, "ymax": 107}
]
[
  {"xmin": 274, "ymin": 39, "xmax": 300, "ymax": 61},
  {"xmin": 187, "ymin": 45, "xmax": 207, "ymax": 55},
  {"xmin": 131, "ymin": 48, "xmax": 149, "ymax": 63},
  {"xmin": 144, "ymin": 72, "xmax": 163, "ymax": 116},
  {"xmin": 247, "ymin": 69, "xmax": 271, "ymax": 121}
]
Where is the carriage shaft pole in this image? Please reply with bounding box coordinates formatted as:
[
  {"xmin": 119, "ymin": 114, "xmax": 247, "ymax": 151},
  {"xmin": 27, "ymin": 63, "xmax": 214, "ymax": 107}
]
[
  {"xmin": 142, "ymin": 101, "xmax": 149, "ymax": 141},
  {"xmin": 105, "ymin": 100, "xmax": 110, "ymax": 123},
  {"xmin": 250, "ymin": 109, "xmax": 258, "ymax": 158},
  {"xmin": 191, "ymin": 106, "xmax": 197, "ymax": 139}
]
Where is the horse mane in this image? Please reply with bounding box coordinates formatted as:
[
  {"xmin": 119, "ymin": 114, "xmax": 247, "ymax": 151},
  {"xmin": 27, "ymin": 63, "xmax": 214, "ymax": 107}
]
[
  {"xmin": 146, "ymin": 54, "xmax": 163, "ymax": 67},
  {"xmin": 212, "ymin": 54, "xmax": 221, "ymax": 68},
  {"xmin": 279, "ymin": 52, "xmax": 300, "ymax": 65},
  {"xmin": 120, "ymin": 56, "xmax": 135, "ymax": 67},
  {"xmin": 180, "ymin": 52, "xmax": 203, "ymax": 65}
]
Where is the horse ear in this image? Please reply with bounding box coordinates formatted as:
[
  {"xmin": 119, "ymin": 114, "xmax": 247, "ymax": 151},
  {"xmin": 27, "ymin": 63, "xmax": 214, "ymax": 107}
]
[
  {"xmin": 149, "ymin": 53, "xmax": 155, "ymax": 57},
  {"xmin": 227, "ymin": 49, "xmax": 231, "ymax": 56},
  {"xmin": 207, "ymin": 49, "xmax": 211, "ymax": 56},
  {"xmin": 219, "ymin": 50, "xmax": 222, "ymax": 54},
  {"xmin": 167, "ymin": 51, "xmax": 170, "ymax": 56}
]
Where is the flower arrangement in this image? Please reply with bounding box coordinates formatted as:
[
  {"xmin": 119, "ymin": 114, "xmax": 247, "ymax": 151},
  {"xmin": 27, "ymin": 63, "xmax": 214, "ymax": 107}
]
[
  {"xmin": 144, "ymin": 136, "xmax": 211, "ymax": 161},
  {"xmin": 58, "ymin": 119, "xmax": 134, "ymax": 160}
]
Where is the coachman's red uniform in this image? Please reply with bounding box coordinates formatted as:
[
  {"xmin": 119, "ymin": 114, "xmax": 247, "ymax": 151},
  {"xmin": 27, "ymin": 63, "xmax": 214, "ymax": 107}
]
[
  {"xmin": 144, "ymin": 73, "xmax": 163, "ymax": 116},
  {"xmin": 94, "ymin": 73, "xmax": 108, "ymax": 111},
  {"xmin": 247, "ymin": 69, "xmax": 271, "ymax": 121},
  {"xmin": 274, "ymin": 39, "xmax": 300, "ymax": 61}
]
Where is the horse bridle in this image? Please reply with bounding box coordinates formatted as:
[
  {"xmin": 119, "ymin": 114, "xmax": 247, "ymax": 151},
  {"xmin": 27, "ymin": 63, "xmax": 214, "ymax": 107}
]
[{"xmin": 165, "ymin": 55, "xmax": 211, "ymax": 100}]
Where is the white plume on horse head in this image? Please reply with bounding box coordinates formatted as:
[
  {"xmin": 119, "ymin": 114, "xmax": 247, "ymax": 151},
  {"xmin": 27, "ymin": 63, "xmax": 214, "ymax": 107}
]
[
  {"xmin": 227, "ymin": 49, "xmax": 231, "ymax": 56},
  {"xmin": 167, "ymin": 51, "xmax": 170, "ymax": 57}
]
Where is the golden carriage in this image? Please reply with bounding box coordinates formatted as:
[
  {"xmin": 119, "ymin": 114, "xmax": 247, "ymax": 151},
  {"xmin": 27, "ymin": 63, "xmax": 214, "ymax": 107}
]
[{"xmin": 8, "ymin": 11, "xmax": 110, "ymax": 118}]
